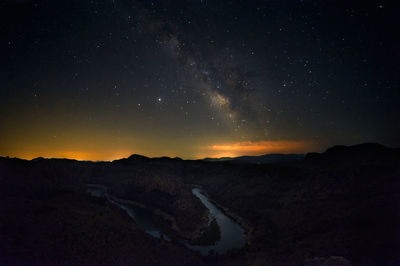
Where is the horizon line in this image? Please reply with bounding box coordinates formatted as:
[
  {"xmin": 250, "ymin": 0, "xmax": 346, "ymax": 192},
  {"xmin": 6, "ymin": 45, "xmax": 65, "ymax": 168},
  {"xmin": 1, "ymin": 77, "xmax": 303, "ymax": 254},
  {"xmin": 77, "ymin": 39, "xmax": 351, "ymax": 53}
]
[{"xmin": 0, "ymin": 142, "xmax": 394, "ymax": 163}]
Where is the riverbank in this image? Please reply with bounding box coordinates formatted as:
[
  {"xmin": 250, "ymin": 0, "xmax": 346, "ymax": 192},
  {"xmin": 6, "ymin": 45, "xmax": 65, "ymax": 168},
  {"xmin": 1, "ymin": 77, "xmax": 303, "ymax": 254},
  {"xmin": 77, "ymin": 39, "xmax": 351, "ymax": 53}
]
[
  {"xmin": 190, "ymin": 185, "xmax": 254, "ymax": 248},
  {"xmin": 87, "ymin": 184, "xmax": 248, "ymax": 256},
  {"xmin": 86, "ymin": 183, "xmax": 211, "ymax": 242}
]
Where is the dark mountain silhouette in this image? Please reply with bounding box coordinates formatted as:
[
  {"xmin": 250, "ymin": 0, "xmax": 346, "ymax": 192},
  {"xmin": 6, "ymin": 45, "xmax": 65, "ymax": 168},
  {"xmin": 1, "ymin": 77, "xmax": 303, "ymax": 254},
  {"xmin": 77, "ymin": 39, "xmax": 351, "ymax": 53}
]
[
  {"xmin": 306, "ymin": 143, "xmax": 400, "ymax": 164},
  {"xmin": 203, "ymin": 153, "xmax": 305, "ymax": 164},
  {"xmin": 113, "ymin": 154, "xmax": 151, "ymax": 164},
  {"xmin": 0, "ymin": 143, "xmax": 399, "ymax": 265}
]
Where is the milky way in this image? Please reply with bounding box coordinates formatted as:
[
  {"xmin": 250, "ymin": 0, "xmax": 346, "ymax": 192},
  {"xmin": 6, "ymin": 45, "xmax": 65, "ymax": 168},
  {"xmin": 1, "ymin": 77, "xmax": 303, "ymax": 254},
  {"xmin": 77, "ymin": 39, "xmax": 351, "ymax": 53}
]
[{"xmin": 0, "ymin": 0, "xmax": 398, "ymax": 160}]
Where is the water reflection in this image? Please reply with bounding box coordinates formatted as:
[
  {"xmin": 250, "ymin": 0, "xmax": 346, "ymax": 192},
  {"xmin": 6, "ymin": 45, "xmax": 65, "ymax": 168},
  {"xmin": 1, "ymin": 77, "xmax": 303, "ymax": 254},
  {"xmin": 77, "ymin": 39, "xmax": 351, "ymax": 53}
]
[
  {"xmin": 186, "ymin": 188, "xmax": 245, "ymax": 255},
  {"xmin": 87, "ymin": 185, "xmax": 245, "ymax": 255},
  {"xmin": 87, "ymin": 186, "xmax": 163, "ymax": 239}
]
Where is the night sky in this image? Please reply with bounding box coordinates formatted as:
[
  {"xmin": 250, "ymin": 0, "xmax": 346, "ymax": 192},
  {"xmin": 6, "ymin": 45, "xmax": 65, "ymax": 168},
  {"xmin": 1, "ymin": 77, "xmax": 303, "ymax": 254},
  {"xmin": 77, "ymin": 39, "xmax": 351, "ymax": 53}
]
[{"xmin": 1, "ymin": 0, "xmax": 399, "ymax": 160}]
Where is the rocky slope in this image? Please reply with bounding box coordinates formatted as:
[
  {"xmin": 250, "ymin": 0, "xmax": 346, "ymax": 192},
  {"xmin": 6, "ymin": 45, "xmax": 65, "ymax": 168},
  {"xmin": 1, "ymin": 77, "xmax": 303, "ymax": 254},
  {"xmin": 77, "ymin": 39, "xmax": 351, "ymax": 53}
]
[
  {"xmin": 1, "ymin": 143, "xmax": 399, "ymax": 265},
  {"xmin": 184, "ymin": 144, "xmax": 400, "ymax": 265}
]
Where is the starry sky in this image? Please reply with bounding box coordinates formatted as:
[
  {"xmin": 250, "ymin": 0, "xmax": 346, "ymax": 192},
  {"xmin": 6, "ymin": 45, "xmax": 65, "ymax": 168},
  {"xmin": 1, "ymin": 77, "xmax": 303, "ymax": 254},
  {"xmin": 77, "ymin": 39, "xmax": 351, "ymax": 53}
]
[{"xmin": 1, "ymin": 0, "xmax": 399, "ymax": 160}]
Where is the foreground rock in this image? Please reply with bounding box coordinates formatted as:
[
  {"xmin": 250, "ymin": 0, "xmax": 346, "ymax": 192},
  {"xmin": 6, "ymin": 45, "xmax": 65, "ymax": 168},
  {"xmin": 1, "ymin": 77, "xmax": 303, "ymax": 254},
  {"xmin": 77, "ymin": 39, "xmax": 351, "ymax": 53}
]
[
  {"xmin": 1, "ymin": 143, "xmax": 399, "ymax": 265},
  {"xmin": 304, "ymin": 256, "xmax": 350, "ymax": 266}
]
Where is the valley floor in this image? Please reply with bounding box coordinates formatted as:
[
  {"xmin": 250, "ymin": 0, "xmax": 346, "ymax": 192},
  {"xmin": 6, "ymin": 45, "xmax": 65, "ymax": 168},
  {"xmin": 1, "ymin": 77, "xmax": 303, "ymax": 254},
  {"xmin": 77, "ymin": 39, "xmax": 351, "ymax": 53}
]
[{"xmin": 1, "ymin": 144, "xmax": 399, "ymax": 265}]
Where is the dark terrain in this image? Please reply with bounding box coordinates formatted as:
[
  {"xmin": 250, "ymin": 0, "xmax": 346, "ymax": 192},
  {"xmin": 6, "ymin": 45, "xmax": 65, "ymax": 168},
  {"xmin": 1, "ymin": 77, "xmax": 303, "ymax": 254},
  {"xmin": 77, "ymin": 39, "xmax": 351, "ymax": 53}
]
[{"xmin": 1, "ymin": 143, "xmax": 399, "ymax": 266}]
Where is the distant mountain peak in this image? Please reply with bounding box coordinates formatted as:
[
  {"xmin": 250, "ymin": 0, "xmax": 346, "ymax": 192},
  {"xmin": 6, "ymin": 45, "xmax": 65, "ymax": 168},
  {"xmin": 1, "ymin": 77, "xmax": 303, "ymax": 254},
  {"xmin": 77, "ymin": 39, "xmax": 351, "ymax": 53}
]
[
  {"xmin": 306, "ymin": 143, "xmax": 399, "ymax": 164},
  {"xmin": 127, "ymin": 154, "xmax": 150, "ymax": 160},
  {"xmin": 325, "ymin": 143, "xmax": 389, "ymax": 154},
  {"xmin": 203, "ymin": 153, "xmax": 305, "ymax": 164}
]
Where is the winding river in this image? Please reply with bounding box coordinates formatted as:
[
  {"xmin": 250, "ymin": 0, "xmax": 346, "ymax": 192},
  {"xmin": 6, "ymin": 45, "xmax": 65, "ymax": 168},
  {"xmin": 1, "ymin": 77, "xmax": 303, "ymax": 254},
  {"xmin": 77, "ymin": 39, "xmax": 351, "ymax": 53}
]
[
  {"xmin": 186, "ymin": 188, "xmax": 245, "ymax": 255},
  {"xmin": 87, "ymin": 185, "xmax": 245, "ymax": 255},
  {"xmin": 88, "ymin": 186, "xmax": 164, "ymax": 239}
]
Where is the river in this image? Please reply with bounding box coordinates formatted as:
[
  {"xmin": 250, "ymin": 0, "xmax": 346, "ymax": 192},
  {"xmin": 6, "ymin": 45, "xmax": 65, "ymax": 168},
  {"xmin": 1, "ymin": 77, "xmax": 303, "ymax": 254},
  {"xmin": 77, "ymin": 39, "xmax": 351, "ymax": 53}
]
[{"xmin": 87, "ymin": 185, "xmax": 245, "ymax": 255}]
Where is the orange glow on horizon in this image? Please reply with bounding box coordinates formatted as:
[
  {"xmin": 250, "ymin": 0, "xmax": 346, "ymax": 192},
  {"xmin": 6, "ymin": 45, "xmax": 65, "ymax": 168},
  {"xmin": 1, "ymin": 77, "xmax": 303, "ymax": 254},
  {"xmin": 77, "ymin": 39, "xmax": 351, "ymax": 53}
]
[
  {"xmin": 3, "ymin": 150, "xmax": 136, "ymax": 161},
  {"xmin": 198, "ymin": 140, "xmax": 313, "ymax": 158},
  {"xmin": 1, "ymin": 140, "xmax": 314, "ymax": 161}
]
